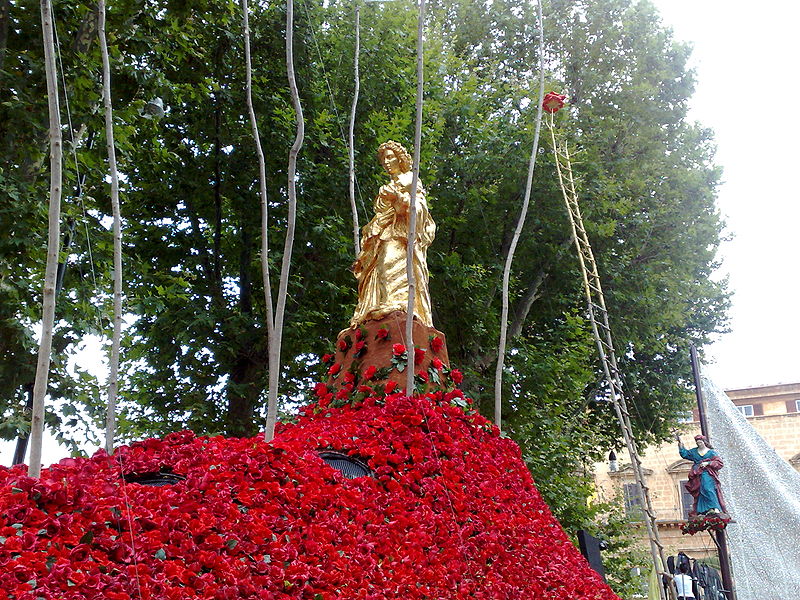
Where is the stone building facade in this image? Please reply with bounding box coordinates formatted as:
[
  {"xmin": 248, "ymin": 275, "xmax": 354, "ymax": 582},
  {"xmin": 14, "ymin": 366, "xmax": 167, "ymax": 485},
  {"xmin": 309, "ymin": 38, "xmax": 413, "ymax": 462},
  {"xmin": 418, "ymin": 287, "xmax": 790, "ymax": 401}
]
[{"xmin": 593, "ymin": 382, "xmax": 800, "ymax": 560}]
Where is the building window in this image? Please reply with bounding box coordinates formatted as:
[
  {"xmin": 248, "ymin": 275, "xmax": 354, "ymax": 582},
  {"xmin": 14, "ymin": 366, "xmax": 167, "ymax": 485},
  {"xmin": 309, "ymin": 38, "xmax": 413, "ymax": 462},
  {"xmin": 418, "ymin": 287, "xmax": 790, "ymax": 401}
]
[
  {"xmin": 623, "ymin": 482, "xmax": 644, "ymax": 520},
  {"xmin": 679, "ymin": 479, "xmax": 694, "ymax": 520},
  {"xmin": 737, "ymin": 404, "xmax": 754, "ymax": 417},
  {"xmin": 795, "ymin": 399, "xmax": 800, "ymax": 413}
]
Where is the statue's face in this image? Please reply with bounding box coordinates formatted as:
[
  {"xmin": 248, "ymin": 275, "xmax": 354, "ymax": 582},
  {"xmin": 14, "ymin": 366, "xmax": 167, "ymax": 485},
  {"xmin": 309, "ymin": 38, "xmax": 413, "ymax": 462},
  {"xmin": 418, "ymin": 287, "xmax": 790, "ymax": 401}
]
[
  {"xmin": 383, "ymin": 149, "xmax": 402, "ymax": 175},
  {"xmin": 696, "ymin": 438, "xmax": 707, "ymax": 450}
]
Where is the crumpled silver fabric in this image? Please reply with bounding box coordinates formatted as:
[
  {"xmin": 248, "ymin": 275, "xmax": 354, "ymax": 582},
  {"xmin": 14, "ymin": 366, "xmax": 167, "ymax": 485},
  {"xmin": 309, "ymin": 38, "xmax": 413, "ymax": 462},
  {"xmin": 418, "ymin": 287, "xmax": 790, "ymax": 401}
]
[{"xmin": 702, "ymin": 376, "xmax": 800, "ymax": 600}]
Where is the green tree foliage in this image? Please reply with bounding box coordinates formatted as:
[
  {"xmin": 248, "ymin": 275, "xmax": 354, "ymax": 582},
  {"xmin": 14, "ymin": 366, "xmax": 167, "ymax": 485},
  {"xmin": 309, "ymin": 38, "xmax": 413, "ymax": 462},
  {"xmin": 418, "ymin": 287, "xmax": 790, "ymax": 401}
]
[{"xmin": 1, "ymin": 0, "xmax": 727, "ymax": 543}]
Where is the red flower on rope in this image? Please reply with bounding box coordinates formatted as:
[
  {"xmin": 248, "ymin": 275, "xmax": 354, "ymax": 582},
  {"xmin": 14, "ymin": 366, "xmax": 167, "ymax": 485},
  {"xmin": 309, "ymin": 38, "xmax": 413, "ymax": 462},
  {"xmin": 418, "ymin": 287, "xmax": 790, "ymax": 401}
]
[
  {"xmin": 542, "ymin": 91, "xmax": 567, "ymax": 114},
  {"xmin": 430, "ymin": 336, "xmax": 444, "ymax": 353}
]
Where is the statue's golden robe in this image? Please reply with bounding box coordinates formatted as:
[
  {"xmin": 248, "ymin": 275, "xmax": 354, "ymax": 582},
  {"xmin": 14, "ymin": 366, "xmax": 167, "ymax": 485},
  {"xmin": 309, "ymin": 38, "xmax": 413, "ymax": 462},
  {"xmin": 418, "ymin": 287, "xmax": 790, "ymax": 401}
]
[{"xmin": 350, "ymin": 170, "xmax": 436, "ymax": 328}]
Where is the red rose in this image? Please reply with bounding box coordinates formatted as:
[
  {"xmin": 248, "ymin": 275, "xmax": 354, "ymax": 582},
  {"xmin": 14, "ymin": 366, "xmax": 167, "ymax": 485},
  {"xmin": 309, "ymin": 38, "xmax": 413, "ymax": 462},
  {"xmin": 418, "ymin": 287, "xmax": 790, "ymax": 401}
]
[
  {"xmin": 336, "ymin": 388, "xmax": 350, "ymax": 400},
  {"xmin": 328, "ymin": 363, "xmax": 341, "ymax": 376},
  {"xmin": 376, "ymin": 328, "xmax": 389, "ymax": 340},
  {"xmin": 363, "ymin": 365, "xmax": 377, "ymax": 380},
  {"xmin": 417, "ymin": 371, "xmax": 429, "ymax": 383},
  {"xmin": 542, "ymin": 91, "xmax": 567, "ymax": 114},
  {"xmin": 450, "ymin": 368, "xmax": 463, "ymax": 384},
  {"xmin": 357, "ymin": 385, "xmax": 373, "ymax": 395},
  {"xmin": 337, "ymin": 339, "xmax": 349, "ymax": 352},
  {"xmin": 355, "ymin": 328, "xmax": 363, "ymax": 341},
  {"xmin": 353, "ymin": 340, "xmax": 366, "ymax": 356},
  {"xmin": 343, "ymin": 372, "xmax": 356, "ymax": 384},
  {"xmin": 431, "ymin": 357, "xmax": 443, "ymax": 371},
  {"xmin": 384, "ymin": 380, "xmax": 399, "ymax": 394},
  {"xmin": 430, "ymin": 336, "xmax": 443, "ymax": 353},
  {"xmin": 392, "ymin": 343, "xmax": 406, "ymax": 356},
  {"xmin": 414, "ymin": 347, "xmax": 425, "ymax": 365},
  {"xmin": 314, "ymin": 382, "xmax": 328, "ymax": 398},
  {"xmin": 321, "ymin": 353, "xmax": 334, "ymax": 364}
]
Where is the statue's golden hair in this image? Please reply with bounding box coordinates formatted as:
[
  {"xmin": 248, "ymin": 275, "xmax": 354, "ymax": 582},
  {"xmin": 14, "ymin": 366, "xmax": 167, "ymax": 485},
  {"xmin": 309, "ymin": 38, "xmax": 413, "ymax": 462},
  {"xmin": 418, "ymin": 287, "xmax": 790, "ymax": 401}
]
[{"xmin": 377, "ymin": 140, "xmax": 412, "ymax": 173}]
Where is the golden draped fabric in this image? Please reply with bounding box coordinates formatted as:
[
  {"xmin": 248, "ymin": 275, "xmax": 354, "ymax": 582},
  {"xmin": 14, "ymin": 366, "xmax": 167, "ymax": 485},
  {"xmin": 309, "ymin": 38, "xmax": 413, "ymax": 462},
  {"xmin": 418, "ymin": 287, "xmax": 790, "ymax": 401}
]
[{"xmin": 350, "ymin": 143, "xmax": 436, "ymax": 328}]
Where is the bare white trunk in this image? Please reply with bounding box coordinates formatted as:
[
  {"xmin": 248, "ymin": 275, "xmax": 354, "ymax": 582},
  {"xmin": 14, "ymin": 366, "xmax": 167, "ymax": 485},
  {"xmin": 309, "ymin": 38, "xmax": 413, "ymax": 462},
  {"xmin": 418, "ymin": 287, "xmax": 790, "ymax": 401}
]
[
  {"xmin": 99, "ymin": 0, "xmax": 123, "ymax": 455},
  {"xmin": 493, "ymin": 0, "xmax": 545, "ymax": 430},
  {"xmin": 29, "ymin": 0, "xmax": 63, "ymax": 478},
  {"xmin": 347, "ymin": 4, "xmax": 360, "ymax": 257},
  {"xmin": 265, "ymin": 0, "xmax": 304, "ymax": 441},
  {"xmin": 405, "ymin": 0, "xmax": 426, "ymax": 394},
  {"xmin": 241, "ymin": 0, "xmax": 277, "ymax": 438}
]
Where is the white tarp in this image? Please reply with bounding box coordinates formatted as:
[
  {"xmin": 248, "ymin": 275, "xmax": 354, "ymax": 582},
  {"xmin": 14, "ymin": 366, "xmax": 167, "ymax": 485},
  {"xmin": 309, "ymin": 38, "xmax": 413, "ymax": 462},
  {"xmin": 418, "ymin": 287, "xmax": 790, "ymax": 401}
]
[{"xmin": 702, "ymin": 376, "xmax": 800, "ymax": 599}]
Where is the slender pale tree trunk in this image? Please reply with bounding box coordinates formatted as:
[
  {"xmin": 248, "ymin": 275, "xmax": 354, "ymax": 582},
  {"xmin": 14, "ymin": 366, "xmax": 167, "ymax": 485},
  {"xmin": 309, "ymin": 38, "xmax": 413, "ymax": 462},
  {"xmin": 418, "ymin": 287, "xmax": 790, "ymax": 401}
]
[
  {"xmin": 404, "ymin": 0, "xmax": 426, "ymax": 394},
  {"xmin": 240, "ymin": 0, "xmax": 277, "ymax": 438},
  {"xmin": 98, "ymin": 0, "xmax": 123, "ymax": 454},
  {"xmin": 493, "ymin": 0, "xmax": 546, "ymax": 430},
  {"xmin": 347, "ymin": 3, "xmax": 361, "ymax": 257},
  {"xmin": 28, "ymin": 0, "xmax": 63, "ymax": 478},
  {"xmin": 264, "ymin": 0, "xmax": 304, "ymax": 441}
]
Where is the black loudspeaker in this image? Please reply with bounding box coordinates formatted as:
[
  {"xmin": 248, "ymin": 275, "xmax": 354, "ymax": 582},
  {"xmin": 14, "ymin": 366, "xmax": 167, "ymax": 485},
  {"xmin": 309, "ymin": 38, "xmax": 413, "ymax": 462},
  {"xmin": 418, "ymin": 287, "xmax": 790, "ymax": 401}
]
[{"xmin": 577, "ymin": 530, "xmax": 607, "ymax": 582}]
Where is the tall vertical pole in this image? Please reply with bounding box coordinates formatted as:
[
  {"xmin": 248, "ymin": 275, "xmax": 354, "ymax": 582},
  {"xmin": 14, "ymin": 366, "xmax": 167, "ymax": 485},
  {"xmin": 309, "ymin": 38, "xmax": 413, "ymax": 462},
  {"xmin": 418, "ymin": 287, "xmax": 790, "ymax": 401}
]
[
  {"xmin": 347, "ymin": 2, "xmax": 361, "ymax": 258},
  {"xmin": 404, "ymin": 0, "xmax": 425, "ymax": 393},
  {"xmin": 99, "ymin": 0, "xmax": 123, "ymax": 454},
  {"xmin": 689, "ymin": 345, "xmax": 737, "ymax": 600},
  {"xmin": 29, "ymin": 0, "xmax": 64, "ymax": 479}
]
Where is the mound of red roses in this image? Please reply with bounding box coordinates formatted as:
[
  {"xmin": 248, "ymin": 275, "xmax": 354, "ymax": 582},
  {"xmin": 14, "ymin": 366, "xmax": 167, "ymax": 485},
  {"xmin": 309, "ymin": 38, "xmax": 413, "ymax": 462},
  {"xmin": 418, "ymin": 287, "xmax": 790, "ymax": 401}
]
[{"xmin": 0, "ymin": 391, "xmax": 619, "ymax": 599}]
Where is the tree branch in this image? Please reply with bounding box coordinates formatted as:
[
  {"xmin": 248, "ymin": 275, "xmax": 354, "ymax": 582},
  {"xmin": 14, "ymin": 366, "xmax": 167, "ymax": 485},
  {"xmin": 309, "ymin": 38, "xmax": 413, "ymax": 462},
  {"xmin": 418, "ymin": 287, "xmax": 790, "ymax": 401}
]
[{"xmin": 507, "ymin": 235, "xmax": 573, "ymax": 339}]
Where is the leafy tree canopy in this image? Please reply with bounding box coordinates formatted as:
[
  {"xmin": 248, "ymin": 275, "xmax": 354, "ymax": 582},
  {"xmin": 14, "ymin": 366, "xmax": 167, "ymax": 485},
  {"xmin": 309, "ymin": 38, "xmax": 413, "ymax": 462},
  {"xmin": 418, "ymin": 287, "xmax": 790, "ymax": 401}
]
[{"xmin": 0, "ymin": 0, "xmax": 728, "ymax": 540}]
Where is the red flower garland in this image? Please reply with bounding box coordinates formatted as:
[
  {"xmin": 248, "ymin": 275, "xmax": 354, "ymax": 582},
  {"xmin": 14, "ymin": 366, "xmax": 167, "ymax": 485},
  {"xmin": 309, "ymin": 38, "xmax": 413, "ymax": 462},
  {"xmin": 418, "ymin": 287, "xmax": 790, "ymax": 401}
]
[{"xmin": 0, "ymin": 393, "xmax": 620, "ymax": 599}]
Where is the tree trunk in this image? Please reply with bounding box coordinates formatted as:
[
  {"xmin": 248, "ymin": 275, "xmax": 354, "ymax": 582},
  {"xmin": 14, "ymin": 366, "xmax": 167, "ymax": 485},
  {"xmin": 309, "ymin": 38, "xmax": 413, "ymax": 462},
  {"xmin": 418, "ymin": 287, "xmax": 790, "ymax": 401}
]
[
  {"xmin": 493, "ymin": 0, "xmax": 545, "ymax": 431},
  {"xmin": 507, "ymin": 235, "xmax": 573, "ymax": 339},
  {"xmin": 0, "ymin": 0, "xmax": 10, "ymax": 72},
  {"xmin": 347, "ymin": 4, "xmax": 360, "ymax": 258},
  {"xmin": 98, "ymin": 0, "xmax": 123, "ymax": 455},
  {"xmin": 28, "ymin": 0, "xmax": 63, "ymax": 479},
  {"xmin": 226, "ymin": 349, "xmax": 263, "ymax": 437},
  {"xmin": 241, "ymin": 0, "xmax": 275, "ymax": 441},
  {"xmin": 404, "ymin": 0, "xmax": 426, "ymax": 394},
  {"xmin": 265, "ymin": 0, "xmax": 304, "ymax": 441}
]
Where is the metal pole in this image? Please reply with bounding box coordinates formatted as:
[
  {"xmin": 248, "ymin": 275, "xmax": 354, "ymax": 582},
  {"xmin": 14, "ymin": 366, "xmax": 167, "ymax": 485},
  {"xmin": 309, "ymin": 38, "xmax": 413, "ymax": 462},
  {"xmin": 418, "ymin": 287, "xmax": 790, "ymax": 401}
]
[{"xmin": 688, "ymin": 344, "xmax": 737, "ymax": 600}]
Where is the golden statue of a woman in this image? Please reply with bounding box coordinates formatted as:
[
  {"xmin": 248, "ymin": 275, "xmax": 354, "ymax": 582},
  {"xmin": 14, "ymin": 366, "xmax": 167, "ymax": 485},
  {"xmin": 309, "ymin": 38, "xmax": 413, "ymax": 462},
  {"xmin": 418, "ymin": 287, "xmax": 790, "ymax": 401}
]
[{"xmin": 350, "ymin": 141, "xmax": 436, "ymax": 328}]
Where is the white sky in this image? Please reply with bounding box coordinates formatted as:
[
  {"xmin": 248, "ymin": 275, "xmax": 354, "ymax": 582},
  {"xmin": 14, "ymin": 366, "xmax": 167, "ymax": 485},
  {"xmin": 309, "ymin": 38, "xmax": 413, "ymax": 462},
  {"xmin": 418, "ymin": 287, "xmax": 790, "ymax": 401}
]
[
  {"xmin": 4, "ymin": 0, "xmax": 798, "ymax": 468},
  {"xmin": 650, "ymin": 0, "xmax": 800, "ymax": 390}
]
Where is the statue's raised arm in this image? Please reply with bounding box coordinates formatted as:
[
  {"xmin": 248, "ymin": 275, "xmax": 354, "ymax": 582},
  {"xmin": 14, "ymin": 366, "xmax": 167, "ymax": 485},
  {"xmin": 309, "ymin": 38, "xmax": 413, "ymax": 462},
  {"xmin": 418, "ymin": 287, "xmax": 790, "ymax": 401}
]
[{"xmin": 350, "ymin": 141, "xmax": 436, "ymax": 328}]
